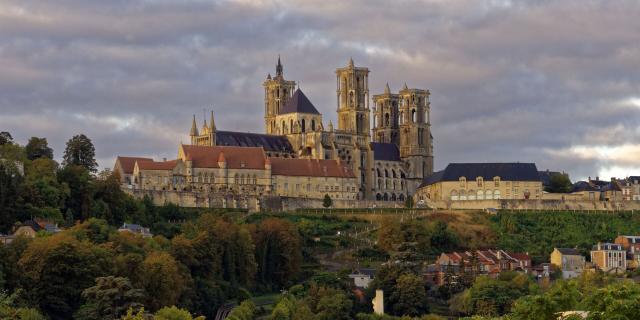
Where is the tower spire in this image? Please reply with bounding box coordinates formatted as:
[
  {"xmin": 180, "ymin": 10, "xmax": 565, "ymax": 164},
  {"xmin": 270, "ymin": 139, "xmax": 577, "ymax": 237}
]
[
  {"xmin": 190, "ymin": 115, "xmax": 199, "ymax": 136},
  {"xmin": 348, "ymin": 57, "xmax": 354, "ymax": 68},
  {"xmin": 384, "ymin": 83, "xmax": 390, "ymax": 94},
  {"xmin": 210, "ymin": 110, "xmax": 216, "ymax": 131},
  {"xmin": 276, "ymin": 55, "xmax": 283, "ymax": 77}
]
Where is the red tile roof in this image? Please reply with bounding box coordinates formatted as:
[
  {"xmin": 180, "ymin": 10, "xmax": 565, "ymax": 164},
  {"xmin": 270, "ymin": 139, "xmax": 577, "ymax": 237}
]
[
  {"xmin": 269, "ymin": 158, "xmax": 355, "ymax": 178},
  {"xmin": 137, "ymin": 159, "xmax": 178, "ymax": 170},
  {"xmin": 180, "ymin": 145, "xmax": 266, "ymax": 169},
  {"xmin": 116, "ymin": 156, "xmax": 153, "ymax": 174}
]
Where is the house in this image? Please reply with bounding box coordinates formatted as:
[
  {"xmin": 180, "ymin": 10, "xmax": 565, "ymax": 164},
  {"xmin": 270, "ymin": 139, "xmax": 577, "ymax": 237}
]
[
  {"xmin": 570, "ymin": 181, "xmax": 601, "ymax": 201},
  {"xmin": 531, "ymin": 263, "xmax": 553, "ymax": 279},
  {"xmin": 427, "ymin": 249, "xmax": 531, "ymax": 285},
  {"xmin": 591, "ymin": 243, "xmax": 626, "ymax": 274},
  {"xmin": 551, "ymin": 248, "xmax": 585, "ymax": 279},
  {"xmin": 349, "ymin": 268, "xmax": 376, "ymax": 289},
  {"xmin": 416, "ymin": 163, "xmax": 543, "ymax": 206},
  {"xmin": 114, "ymin": 156, "xmax": 153, "ymax": 187},
  {"xmin": 118, "ymin": 223, "xmax": 152, "ymax": 238},
  {"xmin": 618, "ymin": 176, "xmax": 640, "ymax": 201},
  {"xmin": 0, "ymin": 233, "xmax": 14, "ymax": 245},
  {"xmin": 615, "ymin": 235, "xmax": 640, "ymax": 268},
  {"xmin": 12, "ymin": 220, "xmax": 42, "ymax": 238}
]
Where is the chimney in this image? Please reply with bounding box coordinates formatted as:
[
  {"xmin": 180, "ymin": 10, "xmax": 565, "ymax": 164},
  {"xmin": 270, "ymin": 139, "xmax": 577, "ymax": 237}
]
[{"xmin": 163, "ymin": 157, "xmax": 167, "ymax": 162}]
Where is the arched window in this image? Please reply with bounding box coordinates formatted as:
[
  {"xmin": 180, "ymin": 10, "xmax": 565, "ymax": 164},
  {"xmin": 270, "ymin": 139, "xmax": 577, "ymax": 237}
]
[
  {"xmin": 459, "ymin": 190, "xmax": 467, "ymax": 201},
  {"xmin": 412, "ymin": 109, "xmax": 416, "ymax": 122},
  {"xmin": 477, "ymin": 190, "xmax": 484, "ymax": 200},
  {"xmin": 383, "ymin": 193, "xmax": 389, "ymax": 201},
  {"xmin": 451, "ymin": 190, "xmax": 459, "ymax": 201},
  {"xmin": 494, "ymin": 177, "xmax": 500, "ymax": 187},
  {"xmin": 392, "ymin": 169, "xmax": 397, "ymax": 178},
  {"xmin": 290, "ymin": 119, "xmax": 293, "ymax": 133},
  {"xmin": 391, "ymin": 194, "xmax": 397, "ymax": 201},
  {"xmin": 385, "ymin": 169, "xmax": 389, "ymax": 178},
  {"xmin": 468, "ymin": 189, "xmax": 476, "ymax": 200},
  {"xmin": 377, "ymin": 168, "xmax": 381, "ymax": 177},
  {"xmin": 301, "ymin": 119, "xmax": 306, "ymax": 132},
  {"xmin": 485, "ymin": 190, "xmax": 493, "ymax": 200},
  {"xmin": 385, "ymin": 113, "xmax": 390, "ymax": 126},
  {"xmin": 282, "ymin": 120, "xmax": 285, "ymax": 133},
  {"xmin": 312, "ymin": 119, "xmax": 316, "ymax": 131},
  {"xmin": 477, "ymin": 177, "xmax": 483, "ymax": 187},
  {"xmin": 494, "ymin": 190, "xmax": 501, "ymax": 199},
  {"xmin": 376, "ymin": 193, "xmax": 382, "ymax": 201}
]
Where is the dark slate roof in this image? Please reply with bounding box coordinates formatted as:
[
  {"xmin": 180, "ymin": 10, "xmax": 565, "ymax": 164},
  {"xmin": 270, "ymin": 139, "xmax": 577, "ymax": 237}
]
[
  {"xmin": 571, "ymin": 181, "xmax": 599, "ymax": 192},
  {"xmin": 420, "ymin": 170, "xmax": 444, "ymax": 188},
  {"xmin": 216, "ymin": 131, "xmax": 294, "ymax": 153},
  {"xmin": 556, "ymin": 248, "xmax": 581, "ymax": 255},
  {"xmin": 420, "ymin": 163, "xmax": 540, "ymax": 186},
  {"xmin": 370, "ymin": 142, "xmax": 401, "ymax": 161},
  {"xmin": 280, "ymin": 89, "xmax": 320, "ymax": 115}
]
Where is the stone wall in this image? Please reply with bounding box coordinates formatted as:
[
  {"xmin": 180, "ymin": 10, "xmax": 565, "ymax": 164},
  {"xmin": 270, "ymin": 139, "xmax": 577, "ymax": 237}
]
[
  {"xmin": 425, "ymin": 198, "xmax": 640, "ymax": 211},
  {"xmin": 126, "ymin": 189, "xmax": 404, "ymax": 212}
]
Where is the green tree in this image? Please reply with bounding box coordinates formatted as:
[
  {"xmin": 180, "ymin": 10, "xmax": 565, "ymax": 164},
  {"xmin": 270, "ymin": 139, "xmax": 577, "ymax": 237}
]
[
  {"xmin": 316, "ymin": 292, "xmax": 352, "ymax": 320},
  {"xmin": 0, "ymin": 162, "xmax": 24, "ymax": 232},
  {"xmin": 404, "ymin": 196, "xmax": 414, "ymax": 209},
  {"xmin": 18, "ymin": 234, "xmax": 113, "ymax": 320},
  {"xmin": 154, "ymin": 306, "xmax": 204, "ymax": 320},
  {"xmin": 252, "ymin": 218, "xmax": 302, "ymax": 290},
  {"xmin": 140, "ymin": 251, "xmax": 185, "ymax": 311},
  {"xmin": 546, "ymin": 173, "xmax": 572, "ymax": 193},
  {"xmin": 0, "ymin": 132, "xmax": 13, "ymax": 146},
  {"xmin": 390, "ymin": 273, "xmax": 428, "ymax": 316},
  {"xmin": 57, "ymin": 164, "xmax": 94, "ymax": 220},
  {"xmin": 0, "ymin": 291, "xmax": 46, "ymax": 320},
  {"xmin": 25, "ymin": 137, "xmax": 53, "ymax": 160},
  {"xmin": 227, "ymin": 300, "xmax": 256, "ymax": 320},
  {"xmin": 322, "ymin": 194, "xmax": 332, "ymax": 208},
  {"xmin": 62, "ymin": 134, "xmax": 98, "ymax": 173},
  {"xmin": 75, "ymin": 276, "xmax": 144, "ymax": 320}
]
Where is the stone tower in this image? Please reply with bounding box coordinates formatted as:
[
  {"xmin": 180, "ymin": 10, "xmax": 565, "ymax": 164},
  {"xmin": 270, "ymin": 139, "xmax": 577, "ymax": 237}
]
[
  {"xmin": 263, "ymin": 56, "xmax": 296, "ymax": 135},
  {"xmin": 398, "ymin": 84, "xmax": 433, "ymax": 189},
  {"xmin": 372, "ymin": 83, "xmax": 400, "ymax": 144},
  {"xmin": 336, "ymin": 58, "xmax": 370, "ymax": 136}
]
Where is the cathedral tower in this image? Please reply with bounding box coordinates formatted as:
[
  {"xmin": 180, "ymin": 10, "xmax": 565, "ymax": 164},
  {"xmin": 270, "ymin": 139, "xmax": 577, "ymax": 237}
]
[
  {"xmin": 336, "ymin": 58, "xmax": 370, "ymax": 136},
  {"xmin": 399, "ymin": 84, "xmax": 433, "ymax": 187},
  {"xmin": 263, "ymin": 56, "xmax": 296, "ymax": 135},
  {"xmin": 372, "ymin": 83, "xmax": 400, "ymax": 144}
]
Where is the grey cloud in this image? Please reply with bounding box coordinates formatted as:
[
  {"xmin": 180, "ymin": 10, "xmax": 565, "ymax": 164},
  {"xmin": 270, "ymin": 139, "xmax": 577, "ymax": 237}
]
[{"xmin": 1, "ymin": 0, "xmax": 640, "ymax": 180}]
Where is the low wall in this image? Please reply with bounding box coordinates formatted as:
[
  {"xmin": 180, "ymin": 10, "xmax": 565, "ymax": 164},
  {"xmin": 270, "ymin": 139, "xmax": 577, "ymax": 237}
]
[
  {"xmin": 125, "ymin": 189, "xmax": 404, "ymax": 212},
  {"xmin": 425, "ymin": 199, "xmax": 640, "ymax": 211}
]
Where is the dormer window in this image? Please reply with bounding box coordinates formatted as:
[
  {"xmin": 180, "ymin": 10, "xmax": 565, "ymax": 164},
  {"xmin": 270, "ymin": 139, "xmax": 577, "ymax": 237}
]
[
  {"xmin": 476, "ymin": 177, "xmax": 483, "ymax": 187},
  {"xmin": 494, "ymin": 177, "xmax": 500, "ymax": 187},
  {"xmin": 459, "ymin": 177, "xmax": 466, "ymax": 187},
  {"xmin": 240, "ymin": 161, "xmax": 246, "ymax": 168}
]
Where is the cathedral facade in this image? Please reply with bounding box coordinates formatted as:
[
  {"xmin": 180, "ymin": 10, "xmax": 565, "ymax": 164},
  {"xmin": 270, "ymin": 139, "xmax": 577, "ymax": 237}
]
[{"xmin": 186, "ymin": 57, "xmax": 434, "ymax": 201}]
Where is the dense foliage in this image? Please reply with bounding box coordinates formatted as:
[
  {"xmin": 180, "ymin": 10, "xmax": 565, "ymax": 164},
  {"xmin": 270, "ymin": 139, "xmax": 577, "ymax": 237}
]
[{"xmin": 492, "ymin": 210, "xmax": 640, "ymax": 262}]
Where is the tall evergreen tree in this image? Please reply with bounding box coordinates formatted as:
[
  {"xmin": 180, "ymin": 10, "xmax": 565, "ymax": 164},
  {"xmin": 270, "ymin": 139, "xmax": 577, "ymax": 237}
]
[{"xmin": 62, "ymin": 134, "xmax": 98, "ymax": 172}]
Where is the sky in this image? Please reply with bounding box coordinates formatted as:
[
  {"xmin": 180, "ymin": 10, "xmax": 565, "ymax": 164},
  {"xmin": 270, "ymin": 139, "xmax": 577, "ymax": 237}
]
[{"xmin": 1, "ymin": 0, "xmax": 639, "ymax": 181}]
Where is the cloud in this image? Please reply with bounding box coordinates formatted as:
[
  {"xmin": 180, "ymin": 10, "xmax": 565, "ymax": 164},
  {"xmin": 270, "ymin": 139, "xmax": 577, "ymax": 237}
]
[{"xmin": 1, "ymin": 0, "xmax": 639, "ymax": 181}]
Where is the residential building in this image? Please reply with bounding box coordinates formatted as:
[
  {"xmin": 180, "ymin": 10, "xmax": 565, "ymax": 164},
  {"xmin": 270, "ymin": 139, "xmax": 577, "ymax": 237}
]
[
  {"xmin": 349, "ymin": 269, "xmax": 376, "ymax": 289},
  {"xmin": 427, "ymin": 249, "xmax": 531, "ymax": 285},
  {"xmin": 416, "ymin": 163, "xmax": 543, "ymax": 203},
  {"xmin": 118, "ymin": 223, "xmax": 152, "ymax": 238},
  {"xmin": 619, "ymin": 176, "xmax": 640, "ymax": 201},
  {"xmin": 591, "ymin": 243, "xmax": 626, "ymax": 273},
  {"xmin": 551, "ymin": 248, "xmax": 585, "ymax": 279},
  {"xmin": 615, "ymin": 235, "xmax": 640, "ymax": 268}
]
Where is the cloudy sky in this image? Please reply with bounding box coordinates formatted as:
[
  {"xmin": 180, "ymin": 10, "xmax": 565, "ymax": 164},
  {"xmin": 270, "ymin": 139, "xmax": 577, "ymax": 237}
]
[{"xmin": 1, "ymin": 0, "xmax": 639, "ymax": 180}]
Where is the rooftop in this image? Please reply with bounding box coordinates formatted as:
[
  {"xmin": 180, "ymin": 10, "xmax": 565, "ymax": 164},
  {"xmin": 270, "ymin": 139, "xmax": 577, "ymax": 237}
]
[{"xmin": 421, "ymin": 162, "xmax": 540, "ymax": 187}]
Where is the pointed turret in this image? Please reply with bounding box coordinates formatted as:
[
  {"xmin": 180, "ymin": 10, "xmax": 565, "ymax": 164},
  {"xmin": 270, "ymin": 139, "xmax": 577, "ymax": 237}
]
[
  {"xmin": 276, "ymin": 55, "xmax": 283, "ymax": 77},
  {"xmin": 217, "ymin": 152, "xmax": 227, "ymax": 169},
  {"xmin": 384, "ymin": 83, "xmax": 391, "ymax": 94},
  {"xmin": 328, "ymin": 120, "xmax": 334, "ymax": 132},
  {"xmin": 190, "ymin": 115, "xmax": 199, "ymax": 136},
  {"xmin": 267, "ymin": 73, "xmax": 271, "ymax": 80},
  {"xmin": 403, "ymin": 82, "xmax": 408, "ymax": 90},
  {"xmin": 348, "ymin": 57, "xmax": 354, "ymax": 68},
  {"xmin": 210, "ymin": 111, "xmax": 216, "ymax": 131}
]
